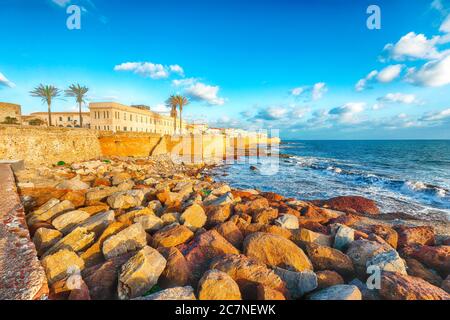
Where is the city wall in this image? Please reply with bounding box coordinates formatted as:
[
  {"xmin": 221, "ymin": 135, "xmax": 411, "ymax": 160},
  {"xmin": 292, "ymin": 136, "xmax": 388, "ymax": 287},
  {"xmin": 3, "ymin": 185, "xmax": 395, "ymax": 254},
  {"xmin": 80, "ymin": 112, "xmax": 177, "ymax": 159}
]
[{"xmin": 0, "ymin": 125, "xmax": 280, "ymax": 166}]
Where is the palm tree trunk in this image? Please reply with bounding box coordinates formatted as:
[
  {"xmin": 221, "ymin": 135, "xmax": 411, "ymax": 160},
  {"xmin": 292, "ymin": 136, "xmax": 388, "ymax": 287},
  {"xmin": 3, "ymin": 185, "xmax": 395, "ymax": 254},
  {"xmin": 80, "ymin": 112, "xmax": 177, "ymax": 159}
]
[
  {"xmin": 179, "ymin": 107, "xmax": 182, "ymax": 134},
  {"xmin": 79, "ymin": 102, "xmax": 83, "ymax": 128},
  {"xmin": 47, "ymin": 102, "xmax": 52, "ymax": 126},
  {"xmin": 173, "ymin": 116, "xmax": 177, "ymax": 135}
]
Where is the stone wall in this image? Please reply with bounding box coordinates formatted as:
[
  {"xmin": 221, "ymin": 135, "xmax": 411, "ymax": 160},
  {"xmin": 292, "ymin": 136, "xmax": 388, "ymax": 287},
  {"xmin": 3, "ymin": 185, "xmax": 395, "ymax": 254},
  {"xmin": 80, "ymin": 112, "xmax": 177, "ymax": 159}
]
[
  {"xmin": 0, "ymin": 126, "xmax": 102, "ymax": 166},
  {"xmin": 0, "ymin": 125, "xmax": 280, "ymax": 166},
  {"xmin": 0, "ymin": 102, "xmax": 22, "ymax": 123}
]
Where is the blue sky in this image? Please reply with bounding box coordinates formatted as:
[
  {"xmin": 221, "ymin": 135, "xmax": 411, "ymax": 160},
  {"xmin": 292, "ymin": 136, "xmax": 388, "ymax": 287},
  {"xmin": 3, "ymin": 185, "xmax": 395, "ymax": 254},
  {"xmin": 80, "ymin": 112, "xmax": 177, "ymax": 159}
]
[{"xmin": 1, "ymin": 0, "xmax": 450, "ymax": 139}]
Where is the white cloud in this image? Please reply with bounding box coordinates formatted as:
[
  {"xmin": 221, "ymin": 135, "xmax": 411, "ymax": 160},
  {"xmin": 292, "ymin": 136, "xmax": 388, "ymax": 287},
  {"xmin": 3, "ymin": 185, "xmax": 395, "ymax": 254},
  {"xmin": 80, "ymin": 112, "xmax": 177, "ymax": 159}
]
[
  {"xmin": 0, "ymin": 72, "xmax": 15, "ymax": 88},
  {"xmin": 254, "ymin": 107, "xmax": 289, "ymax": 120},
  {"xmin": 312, "ymin": 82, "xmax": 327, "ymax": 101},
  {"xmin": 329, "ymin": 102, "xmax": 365, "ymax": 123},
  {"xmin": 184, "ymin": 82, "xmax": 225, "ymax": 106},
  {"xmin": 290, "ymin": 82, "xmax": 327, "ymax": 101},
  {"xmin": 52, "ymin": 0, "xmax": 71, "ymax": 7},
  {"xmin": 172, "ymin": 77, "xmax": 198, "ymax": 87},
  {"xmin": 377, "ymin": 64, "xmax": 404, "ymax": 82},
  {"xmin": 378, "ymin": 92, "xmax": 419, "ymax": 104},
  {"xmin": 152, "ymin": 103, "xmax": 170, "ymax": 113},
  {"xmin": 355, "ymin": 65, "xmax": 402, "ymax": 91},
  {"xmin": 384, "ymin": 32, "xmax": 442, "ymax": 61},
  {"xmin": 420, "ymin": 108, "xmax": 450, "ymax": 121},
  {"xmin": 406, "ymin": 53, "xmax": 450, "ymax": 87},
  {"xmin": 114, "ymin": 62, "xmax": 184, "ymax": 79}
]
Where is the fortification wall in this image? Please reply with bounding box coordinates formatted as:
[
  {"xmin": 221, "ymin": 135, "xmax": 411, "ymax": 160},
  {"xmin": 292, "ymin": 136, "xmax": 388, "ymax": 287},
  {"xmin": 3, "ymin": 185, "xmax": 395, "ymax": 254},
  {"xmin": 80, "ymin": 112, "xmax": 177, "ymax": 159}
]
[{"xmin": 0, "ymin": 102, "xmax": 22, "ymax": 123}]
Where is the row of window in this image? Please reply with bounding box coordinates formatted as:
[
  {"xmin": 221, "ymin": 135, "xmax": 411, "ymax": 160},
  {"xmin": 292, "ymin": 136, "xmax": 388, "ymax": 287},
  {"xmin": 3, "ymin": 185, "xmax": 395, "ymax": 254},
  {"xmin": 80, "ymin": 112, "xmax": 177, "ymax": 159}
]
[
  {"xmin": 93, "ymin": 125, "xmax": 172, "ymax": 134},
  {"xmin": 93, "ymin": 110, "xmax": 175, "ymax": 126}
]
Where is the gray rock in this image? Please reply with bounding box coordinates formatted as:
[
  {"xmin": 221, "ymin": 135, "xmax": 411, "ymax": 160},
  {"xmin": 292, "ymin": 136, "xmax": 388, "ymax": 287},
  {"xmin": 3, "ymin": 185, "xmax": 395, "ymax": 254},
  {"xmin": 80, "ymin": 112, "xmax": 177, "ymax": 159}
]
[
  {"xmin": 274, "ymin": 267, "xmax": 317, "ymax": 299},
  {"xmin": 308, "ymin": 284, "xmax": 362, "ymax": 300},
  {"xmin": 366, "ymin": 250, "xmax": 407, "ymax": 275},
  {"xmin": 51, "ymin": 210, "xmax": 90, "ymax": 234},
  {"xmin": 275, "ymin": 214, "xmax": 299, "ymax": 230},
  {"xmin": 332, "ymin": 224, "xmax": 355, "ymax": 251},
  {"xmin": 205, "ymin": 192, "xmax": 234, "ymax": 206},
  {"xmin": 135, "ymin": 286, "xmax": 196, "ymax": 300},
  {"xmin": 79, "ymin": 210, "xmax": 115, "ymax": 235}
]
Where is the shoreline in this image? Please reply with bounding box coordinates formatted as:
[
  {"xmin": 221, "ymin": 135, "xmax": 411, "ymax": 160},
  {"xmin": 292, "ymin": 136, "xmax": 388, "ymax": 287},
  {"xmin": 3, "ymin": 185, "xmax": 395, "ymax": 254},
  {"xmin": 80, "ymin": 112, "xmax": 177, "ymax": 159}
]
[{"xmin": 1, "ymin": 154, "xmax": 449, "ymax": 300}]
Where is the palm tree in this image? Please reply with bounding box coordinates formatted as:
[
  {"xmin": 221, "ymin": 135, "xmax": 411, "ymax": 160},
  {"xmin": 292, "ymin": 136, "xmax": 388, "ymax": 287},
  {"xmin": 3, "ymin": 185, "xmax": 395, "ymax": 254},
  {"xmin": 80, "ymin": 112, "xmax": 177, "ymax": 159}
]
[
  {"xmin": 65, "ymin": 84, "xmax": 89, "ymax": 128},
  {"xmin": 165, "ymin": 95, "xmax": 179, "ymax": 134},
  {"xmin": 172, "ymin": 95, "xmax": 189, "ymax": 134},
  {"xmin": 30, "ymin": 85, "xmax": 61, "ymax": 126}
]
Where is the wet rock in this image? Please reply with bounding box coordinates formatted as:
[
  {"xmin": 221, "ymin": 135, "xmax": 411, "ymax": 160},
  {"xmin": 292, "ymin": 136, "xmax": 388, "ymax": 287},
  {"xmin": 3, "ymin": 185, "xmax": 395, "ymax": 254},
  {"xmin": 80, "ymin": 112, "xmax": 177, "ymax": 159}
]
[
  {"xmin": 309, "ymin": 284, "xmax": 362, "ymax": 300},
  {"xmin": 43, "ymin": 227, "xmax": 96, "ymax": 257},
  {"xmin": 118, "ymin": 246, "xmax": 167, "ymax": 300},
  {"xmin": 346, "ymin": 240, "xmax": 390, "ymax": 277},
  {"xmin": 366, "ymin": 250, "xmax": 407, "ymax": 275},
  {"xmin": 153, "ymin": 224, "xmax": 194, "ymax": 248},
  {"xmin": 183, "ymin": 230, "xmax": 239, "ymax": 283},
  {"xmin": 243, "ymin": 232, "xmax": 313, "ymax": 272},
  {"xmin": 180, "ymin": 204, "xmax": 207, "ymax": 231},
  {"xmin": 314, "ymin": 196, "xmax": 379, "ymax": 215},
  {"xmin": 102, "ymin": 223, "xmax": 147, "ymax": 259},
  {"xmin": 274, "ymin": 267, "xmax": 318, "ymax": 299},
  {"xmin": 405, "ymin": 258, "xmax": 443, "ymax": 287},
  {"xmin": 395, "ymin": 226, "xmax": 435, "ymax": 248},
  {"xmin": 41, "ymin": 249, "xmax": 85, "ymax": 285},
  {"xmin": 214, "ymin": 221, "xmax": 244, "ymax": 249},
  {"xmin": 306, "ymin": 243, "xmax": 355, "ymax": 278},
  {"xmin": 135, "ymin": 286, "xmax": 196, "ymax": 300},
  {"xmin": 157, "ymin": 247, "xmax": 190, "ymax": 288},
  {"xmin": 51, "ymin": 210, "xmax": 90, "ymax": 234},
  {"xmin": 275, "ymin": 214, "xmax": 299, "ymax": 230},
  {"xmin": 198, "ymin": 269, "xmax": 242, "ymax": 300},
  {"xmin": 210, "ymin": 254, "xmax": 287, "ymax": 299},
  {"xmin": 316, "ymin": 270, "xmax": 345, "ymax": 289},
  {"xmin": 107, "ymin": 190, "xmax": 145, "ymax": 209},
  {"xmin": 380, "ymin": 271, "xmax": 450, "ymax": 300}
]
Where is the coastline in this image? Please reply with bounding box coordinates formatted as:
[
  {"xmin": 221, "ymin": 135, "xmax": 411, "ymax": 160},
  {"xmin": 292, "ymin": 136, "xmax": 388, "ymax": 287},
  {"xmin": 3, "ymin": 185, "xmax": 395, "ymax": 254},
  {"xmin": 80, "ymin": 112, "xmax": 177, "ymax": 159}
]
[{"xmin": 0, "ymin": 154, "xmax": 448, "ymax": 300}]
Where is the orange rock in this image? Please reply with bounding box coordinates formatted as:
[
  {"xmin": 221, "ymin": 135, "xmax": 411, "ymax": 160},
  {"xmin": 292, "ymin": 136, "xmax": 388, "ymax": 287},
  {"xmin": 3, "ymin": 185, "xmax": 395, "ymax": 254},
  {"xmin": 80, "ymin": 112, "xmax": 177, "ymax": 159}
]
[
  {"xmin": 301, "ymin": 205, "xmax": 339, "ymax": 224},
  {"xmin": 205, "ymin": 204, "xmax": 232, "ymax": 226},
  {"xmin": 198, "ymin": 269, "xmax": 242, "ymax": 300},
  {"xmin": 215, "ymin": 221, "xmax": 244, "ymax": 249},
  {"xmin": 61, "ymin": 190, "xmax": 86, "ymax": 208},
  {"xmin": 92, "ymin": 178, "xmax": 111, "ymax": 187},
  {"xmin": 157, "ymin": 247, "xmax": 190, "ymax": 289},
  {"xmin": 297, "ymin": 219, "xmax": 329, "ymax": 234},
  {"xmin": 28, "ymin": 221, "xmax": 55, "ymax": 237},
  {"xmin": 313, "ymin": 196, "xmax": 380, "ymax": 215},
  {"xmin": 401, "ymin": 245, "xmax": 449, "ymax": 275},
  {"xmin": 252, "ymin": 208, "xmax": 278, "ymax": 224},
  {"xmin": 78, "ymin": 204, "xmax": 110, "ymax": 216},
  {"xmin": 256, "ymin": 284, "xmax": 286, "ymax": 300},
  {"xmin": 182, "ymin": 230, "xmax": 240, "ymax": 283},
  {"xmin": 19, "ymin": 187, "xmax": 67, "ymax": 208},
  {"xmin": 243, "ymin": 232, "xmax": 313, "ymax": 272},
  {"xmin": 380, "ymin": 271, "xmax": 450, "ymax": 300},
  {"xmin": 316, "ymin": 270, "xmax": 345, "ymax": 289},
  {"xmin": 153, "ymin": 225, "xmax": 194, "ymax": 248},
  {"xmin": 260, "ymin": 225, "xmax": 292, "ymax": 239},
  {"xmin": 305, "ymin": 243, "xmax": 355, "ymax": 278},
  {"xmin": 234, "ymin": 197, "xmax": 270, "ymax": 215},
  {"xmin": 261, "ymin": 192, "xmax": 285, "ymax": 202},
  {"xmin": 395, "ymin": 226, "xmax": 435, "ymax": 248},
  {"xmin": 327, "ymin": 214, "xmax": 361, "ymax": 227}
]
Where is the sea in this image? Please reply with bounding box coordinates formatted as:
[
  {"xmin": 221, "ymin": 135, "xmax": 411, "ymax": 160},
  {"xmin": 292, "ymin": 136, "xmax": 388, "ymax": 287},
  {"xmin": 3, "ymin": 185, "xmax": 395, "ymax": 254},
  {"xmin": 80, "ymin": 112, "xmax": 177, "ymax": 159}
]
[{"xmin": 210, "ymin": 140, "xmax": 450, "ymax": 221}]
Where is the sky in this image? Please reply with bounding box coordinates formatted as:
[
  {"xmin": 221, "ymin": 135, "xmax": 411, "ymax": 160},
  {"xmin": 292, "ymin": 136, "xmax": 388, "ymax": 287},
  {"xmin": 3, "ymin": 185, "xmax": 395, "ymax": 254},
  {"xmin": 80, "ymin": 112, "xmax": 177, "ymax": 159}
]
[{"xmin": 1, "ymin": 0, "xmax": 450, "ymax": 139}]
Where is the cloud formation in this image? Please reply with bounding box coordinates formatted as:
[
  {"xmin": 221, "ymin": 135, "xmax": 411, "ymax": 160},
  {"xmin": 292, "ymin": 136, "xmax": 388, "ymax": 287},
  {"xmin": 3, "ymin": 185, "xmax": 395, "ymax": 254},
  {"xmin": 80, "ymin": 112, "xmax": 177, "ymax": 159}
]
[
  {"xmin": 355, "ymin": 65, "xmax": 403, "ymax": 91},
  {"xmin": 0, "ymin": 72, "xmax": 15, "ymax": 88},
  {"xmin": 405, "ymin": 53, "xmax": 450, "ymax": 87},
  {"xmin": 184, "ymin": 82, "xmax": 225, "ymax": 106},
  {"xmin": 290, "ymin": 82, "xmax": 327, "ymax": 101},
  {"xmin": 114, "ymin": 62, "xmax": 184, "ymax": 79}
]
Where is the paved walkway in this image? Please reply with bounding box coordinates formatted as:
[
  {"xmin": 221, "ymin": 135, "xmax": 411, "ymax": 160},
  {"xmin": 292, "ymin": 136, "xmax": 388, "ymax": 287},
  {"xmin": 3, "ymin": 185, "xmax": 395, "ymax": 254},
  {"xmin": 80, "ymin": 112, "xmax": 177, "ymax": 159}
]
[{"xmin": 0, "ymin": 164, "xmax": 48, "ymax": 300}]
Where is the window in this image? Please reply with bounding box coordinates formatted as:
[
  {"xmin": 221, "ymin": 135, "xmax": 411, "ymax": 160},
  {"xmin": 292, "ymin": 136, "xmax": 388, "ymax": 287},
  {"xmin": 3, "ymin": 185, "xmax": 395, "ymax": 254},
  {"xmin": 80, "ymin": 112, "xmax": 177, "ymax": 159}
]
[
  {"xmin": 59, "ymin": 117, "xmax": 63, "ymax": 121},
  {"xmin": 124, "ymin": 126, "xmax": 127, "ymax": 131},
  {"xmin": 124, "ymin": 113, "xmax": 126, "ymax": 120}
]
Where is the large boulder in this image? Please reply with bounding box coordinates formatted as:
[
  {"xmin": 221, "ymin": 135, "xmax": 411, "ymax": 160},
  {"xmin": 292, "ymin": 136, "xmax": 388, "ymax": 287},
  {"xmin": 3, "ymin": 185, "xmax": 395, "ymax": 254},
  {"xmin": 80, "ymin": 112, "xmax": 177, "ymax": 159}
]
[
  {"xmin": 305, "ymin": 243, "xmax": 355, "ymax": 278},
  {"xmin": 316, "ymin": 270, "xmax": 345, "ymax": 289},
  {"xmin": 56, "ymin": 178, "xmax": 90, "ymax": 191},
  {"xmin": 314, "ymin": 196, "xmax": 379, "ymax": 215},
  {"xmin": 198, "ymin": 270, "xmax": 242, "ymax": 300},
  {"xmin": 243, "ymin": 232, "xmax": 313, "ymax": 272},
  {"xmin": 401, "ymin": 245, "xmax": 450, "ymax": 276},
  {"xmin": 28, "ymin": 200, "xmax": 75, "ymax": 226},
  {"xmin": 379, "ymin": 271, "xmax": 450, "ymax": 300},
  {"xmin": 180, "ymin": 204, "xmax": 207, "ymax": 231},
  {"xmin": 85, "ymin": 187, "xmax": 119, "ymax": 204},
  {"xmin": 157, "ymin": 247, "xmax": 190, "ymax": 289},
  {"xmin": 78, "ymin": 210, "xmax": 115, "ymax": 236},
  {"xmin": 395, "ymin": 226, "xmax": 436, "ymax": 248},
  {"xmin": 405, "ymin": 258, "xmax": 443, "ymax": 287},
  {"xmin": 182, "ymin": 230, "xmax": 239, "ymax": 283},
  {"xmin": 43, "ymin": 227, "xmax": 95, "ymax": 257},
  {"xmin": 33, "ymin": 228, "xmax": 62, "ymax": 256},
  {"xmin": 291, "ymin": 228, "xmax": 332, "ymax": 248},
  {"xmin": 205, "ymin": 204, "xmax": 232, "ymax": 226},
  {"xmin": 118, "ymin": 246, "xmax": 167, "ymax": 300},
  {"xmin": 366, "ymin": 250, "xmax": 407, "ymax": 275},
  {"xmin": 308, "ymin": 284, "xmax": 362, "ymax": 300},
  {"xmin": 274, "ymin": 267, "xmax": 318, "ymax": 299},
  {"xmin": 346, "ymin": 240, "xmax": 391, "ymax": 277},
  {"xmin": 210, "ymin": 254, "xmax": 287, "ymax": 299},
  {"xmin": 152, "ymin": 224, "xmax": 194, "ymax": 248},
  {"xmin": 442, "ymin": 276, "xmax": 450, "ymax": 294},
  {"xmin": 102, "ymin": 223, "xmax": 147, "ymax": 259},
  {"xmin": 51, "ymin": 210, "xmax": 90, "ymax": 234},
  {"xmin": 332, "ymin": 224, "xmax": 355, "ymax": 251},
  {"xmin": 256, "ymin": 285, "xmax": 286, "ymax": 300},
  {"xmin": 214, "ymin": 221, "xmax": 244, "ymax": 249},
  {"xmin": 275, "ymin": 214, "xmax": 299, "ymax": 230},
  {"xmin": 41, "ymin": 249, "xmax": 85, "ymax": 285},
  {"xmin": 134, "ymin": 214, "xmax": 164, "ymax": 232},
  {"xmin": 107, "ymin": 190, "xmax": 145, "ymax": 209}
]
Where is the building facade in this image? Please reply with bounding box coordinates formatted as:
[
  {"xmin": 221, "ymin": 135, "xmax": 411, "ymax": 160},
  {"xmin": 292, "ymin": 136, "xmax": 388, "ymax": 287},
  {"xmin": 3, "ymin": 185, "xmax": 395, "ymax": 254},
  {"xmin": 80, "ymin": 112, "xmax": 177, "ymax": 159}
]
[
  {"xmin": 89, "ymin": 102, "xmax": 187, "ymax": 134},
  {"xmin": 26, "ymin": 112, "xmax": 91, "ymax": 128},
  {"xmin": 0, "ymin": 102, "xmax": 22, "ymax": 124}
]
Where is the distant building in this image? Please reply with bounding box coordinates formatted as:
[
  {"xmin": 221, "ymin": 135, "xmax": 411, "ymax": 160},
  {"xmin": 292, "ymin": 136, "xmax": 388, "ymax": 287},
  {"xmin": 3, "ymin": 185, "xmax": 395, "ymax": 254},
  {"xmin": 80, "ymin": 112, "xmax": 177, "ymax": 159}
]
[
  {"xmin": 0, "ymin": 102, "xmax": 22, "ymax": 124},
  {"xmin": 89, "ymin": 102, "xmax": 188, "ymax": 134},
  {"xmin": 187, "ymin": 123, "xmax": 209, "ymax": 134},
  {"xmin": 26, "ymin": 112, "xmax": 91, "ymax": 128}
]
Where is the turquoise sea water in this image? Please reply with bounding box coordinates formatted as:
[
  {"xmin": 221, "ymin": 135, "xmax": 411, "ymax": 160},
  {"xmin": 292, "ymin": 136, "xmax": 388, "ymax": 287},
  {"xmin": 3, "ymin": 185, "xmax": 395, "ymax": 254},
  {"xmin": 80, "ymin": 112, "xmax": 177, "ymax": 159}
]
[{"xmin": 211, "ymin": 140, "xmax": 450, "ymax": 221}]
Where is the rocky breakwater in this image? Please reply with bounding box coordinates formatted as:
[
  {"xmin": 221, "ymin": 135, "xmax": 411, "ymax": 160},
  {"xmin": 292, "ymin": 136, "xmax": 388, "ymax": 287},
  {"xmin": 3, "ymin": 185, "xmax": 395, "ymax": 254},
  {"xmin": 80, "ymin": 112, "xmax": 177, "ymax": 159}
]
[{"xmin": 14, "ymin": 155, "xmax": 450, "ymax": 300}]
